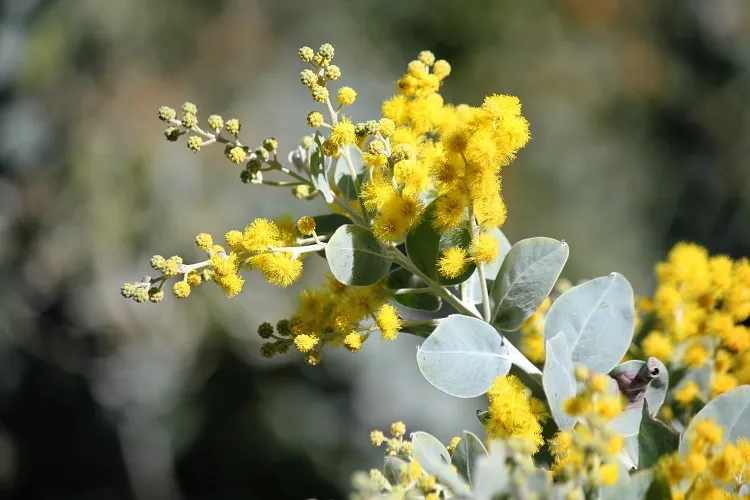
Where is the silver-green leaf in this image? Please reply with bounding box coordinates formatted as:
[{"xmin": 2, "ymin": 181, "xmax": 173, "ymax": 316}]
[
  {"xmin": 324, "ymin": 224, "xmax": 391, "ymax": 286},
  {"xmin": 451, "ymin": 431, "xmax": 487, "ymax": 486},
  {"xmin": 417, "ymin": 315, "xmax": 511, "ymax": 398},
  {"xmin": 543, "ymin": 273, "xmax": 635, "ymax": 373},
  {"xmin": 490, "ymin": 237, "xmax": 568, "ymax": 331},
  {"xmin": 411, "ymin": 431, "xmax": 469, "ymax": 495},
  {"xmin": 679, "ymin": 385, "xmax": 750, "ymax": 454}
]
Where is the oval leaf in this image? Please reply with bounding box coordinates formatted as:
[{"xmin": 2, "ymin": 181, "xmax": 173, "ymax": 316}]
[
  {"xmin": 405, "ymin": 199, "xmax": 476, "ymax": 285},
  {"xmin": 411, "ymin": 431, "xmax": 469, "ymax": 495},
  {"xmin": 324, "ymin": 225, "xmax": 391, "ymax": 286},
  {"xmin": 544, "ymin": 273, "xmax": 635, "ymax": 373},
  {"xmin": 638, "ymin": 401, "xmax": 679, "ymax": 469},
  {"xmin": 451, "ymin": 431, "xmax": 487, "ymax": 486},
  {"xmin": 387, "ymin": 268, "xmax": 442, "ymax": 312},
  {"xmin": 467, "ymin": 228, "xmax": 513, "ymax": 303},
  {"xmin": 472, "ymin": 441, "xmax": 510, "ymax": 500},
  {"xmin": 490, "ymin": 237, "xmax": 569, "ymax": 331},
  {"xmin": 417, "ymin": 315, "xmax": 510, "ymax": 398},
  {"xmin": 679, "ymin": 385, "xmax": 750, "ymax": 454},
  {"xmin": 543, "ymin": 332, "xmax": 577, "ymax": 430}
]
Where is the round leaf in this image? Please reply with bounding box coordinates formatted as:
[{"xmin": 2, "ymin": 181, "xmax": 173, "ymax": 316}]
[
  {"xmin": 543, "ymin": 273, "xmax": 635, "ymax": 373},
  {"xmin": 679, "ymin": 385, "xmax": 750, "ymax": 454},
  {"xmin": 405, "ymin": 199, "xmax": 476, "ymax": 285},
  {"xmin": 417, "ymin": 315, "xmax": 510, "ymax": 398},
  {"xmin": 490, "ymin": 237, "xmax": 569, "ymax": 331},
  {"xmin": 451, "ymin": 431, "xmax": 487, "ymax": 486},
  {"xmin": 325, "ymin": 224, "xmax": 391, "ymax": 286},
  {"xmin": 411, "ymin": 431, "xmax": 469, "ymax": 495}
]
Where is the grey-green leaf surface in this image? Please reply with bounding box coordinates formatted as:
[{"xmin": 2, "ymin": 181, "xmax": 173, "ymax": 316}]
[
  {"xmin": 405, "ymin": 199, "xmax": 476, "ymax": 285},
  {"xmin": 543, "ymin": 273, "xmax": 635, "ymax": 373},
  {"xmin": 467, "ymin": 228, "xmax": 513, "ymax": 303},
  {"xmin": 451, "ymin": 431, "xmax": 487, "ymax": 486},
  {"xmin": 310, "ymin": 134, "xmax": 334, "ymax": 203},
  {"xmin": 601, "ymin": 471, "xmax": 654, "ymax": 500},
  {"xmin": 387, "ymin": 268, "xmax": 441, "ymax": 312},
  {"xmin": 639, "ymin": 401, "xmax": 679, "ymax": 469},
  {"xmin": 411, "ymin": 431, "xmax": 469, "ymax": 495},
  {"xmin": 417, "ymin": 315, "xmax": 510, "ymax": 398},
  {"xmin": 543, "ymin": 332, "xmax": 577, "ymax": 430},
  {"xmin": 325, "ymin": 225, "xmax": 391, "ymax": 286},
  {"xmin": 679, "ymin": 385, "xmax": 750, "ymax": 454},
  {"xmin": 472, "ymin": 441, "xmax": 510, "ymax": 500},
  {"xmin": 490, "ymin": 237, "xmax": 569, "ymax": 331}
]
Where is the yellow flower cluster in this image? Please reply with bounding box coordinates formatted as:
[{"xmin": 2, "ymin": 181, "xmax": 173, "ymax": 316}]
[
  {"xmin": 484, "ymin": 375, "xmax": 548, "ymax": 451},
  {"xmin": 658, "ymin": 419, "xmax": 750, "ymax": 498},
  {"xmin": 121, "ymin": 215, "xmax": 322, "ymax": 305},
  {"xmin": 366, "ymin": 421, "xmax": 443, "ymax": 499},
  {"xmin": 552, "ymin": 369, "xmax": 625, "ymax": 488},
  {"xmin": 257, "ymin": 274, "xmax": 404, "ymax": 364},
  {"xmin": 639, "ymin": 243, "xmax": 750, "ymax": 409},
  {"xmin": 357, "ymin": 51, "xmax": 530, "ymax": 266}
]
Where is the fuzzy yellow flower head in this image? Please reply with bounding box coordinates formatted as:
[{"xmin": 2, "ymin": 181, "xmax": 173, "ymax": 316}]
[
  {"xmin": 376, "ymin": 304, "xmax": 402, "ymax": 340},
  {"xmin": 438, "ymin": 247, "xmax": 468, "ymax": 279},
  {"xmin": 485, "ymin": 375, "xmax": 545, "ymax": 451}
]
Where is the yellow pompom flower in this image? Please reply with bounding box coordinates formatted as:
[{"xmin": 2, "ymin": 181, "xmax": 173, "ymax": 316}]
[
  {"xmin": 255, "ymin": 253, "xmax": 303, "ymax": 288},
  {"xmin": 390, "ymin": 421, "xmax": 406, "ymax": 438},
  {"xmin": 709, "ymin": 443, "xmax": 743, "ymax": 483},
  {"xmin": 692, "ymin": 419, "xmax": 723, "ymax": 450},
  {"xmin": 683, "ymin": 342, "xmax": 708, "ymax": 368},
  {"xmin": 195, "ymin": 233, "xmax": 213, "ymax": 251},
  {"xmin": 437, "ymin": 247, "xmax": 468, "ymax": 279},
  {"xmin": 343, "ymin": 332, "xmax": 364, "ymax": 352},
  {"xmin": 470, "ymin": 232, "xmax": 499, "ymax": 264},
  {"xmin": 297, "ymin": 216, "xmax": 316, "ymax": 236},
  {"xmin": 599, "ymin": 463, "xmax": 618, "ymax": 486},
  {"xmin": 337, "ymin": 87, "xmax": 357, "ymax": 106},
  {"xmin": 485, "ymin": 375, "xmax": 544, "ymax": 451},
  {"xmin": 225, "ymin": 230, "xmax": 243, "ymax": 251},
  {"xmin": 307, "ymin": 111, "xmax": 325, "ymax": 128},
  {"xmin": 674, "ymin": 381, "xmax": 700, "ymax": 406},
  {"xmin": 710, "ymin": 372, "xmax": 737, "ymax": 398},
  {"xmin": 686, "ymin": 452, "xmax": 707, "ymax": 474},
  {"xmin": 172, "ymin": 281, "xmax": 191, "ymax": 299},
  {"xmin": 641, "ymin": 331, "xmax": 673, "ymax": 360},
  {"xmin": 163, "ymin": 259, "xmax": 180, "ymax": 277},
  {"xmin": 210, "ymin": 253, "xmax": 244, "ymax": 297},
  {"xmin": 378, "ymin": 118, "xmax": 396, "ymax": 137},
  {"xmin": 376, "ymin": 304, "xmax": 402, "ymax": 340},
  {"xmin": 242, "ymin": 218, "xmax": 280, "ymax": 251},
  {"xmin": 187, "ymin": 272, "xmax": 202, "ymax": 287},
  {"xmin": 329, "ymin": 118, "xmax": 356, "ymax": 145},
  {"xmin": 294, "ymin": 334, "xmax": 319, "ymax": 353}
]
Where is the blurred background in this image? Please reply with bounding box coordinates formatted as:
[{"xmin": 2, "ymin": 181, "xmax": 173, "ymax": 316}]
[{"xmin": 0, "ymin": 0, "xmax": 749, "ymax": 498}]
